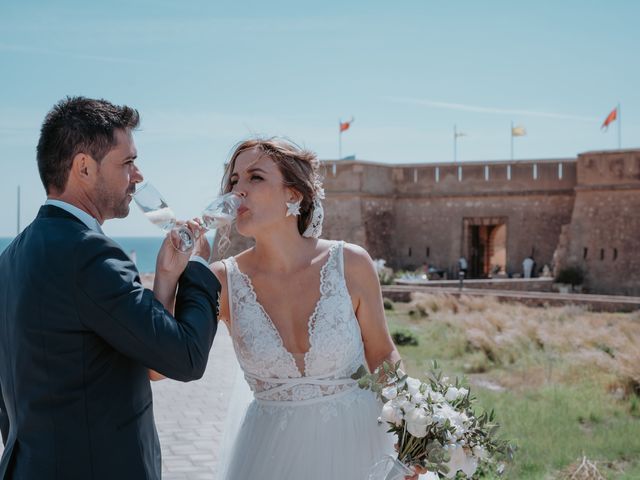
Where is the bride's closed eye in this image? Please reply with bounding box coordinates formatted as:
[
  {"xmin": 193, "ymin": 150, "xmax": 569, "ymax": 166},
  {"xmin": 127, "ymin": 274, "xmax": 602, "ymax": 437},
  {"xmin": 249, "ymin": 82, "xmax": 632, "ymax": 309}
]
[{"xmin": 229, "ymin": 174, "xmax": 262, "ymax": 187}]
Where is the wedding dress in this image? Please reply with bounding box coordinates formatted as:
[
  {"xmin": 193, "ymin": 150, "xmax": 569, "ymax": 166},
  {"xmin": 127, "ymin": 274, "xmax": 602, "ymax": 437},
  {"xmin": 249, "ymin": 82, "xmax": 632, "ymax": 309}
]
[{"xmin": 217, "ymin": 241, "xmax": 394, "ymax": 479}]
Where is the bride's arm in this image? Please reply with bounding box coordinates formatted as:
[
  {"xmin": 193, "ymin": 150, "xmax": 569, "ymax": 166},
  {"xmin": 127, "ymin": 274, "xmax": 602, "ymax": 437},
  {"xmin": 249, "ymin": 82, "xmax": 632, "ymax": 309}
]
[
  {"xmin": 344, "ymin": 244, "xmax": 427, "ymax": 480},
  {"xmin": 343, "ymin": 243, "xmax": 402, "ymax": 372}
]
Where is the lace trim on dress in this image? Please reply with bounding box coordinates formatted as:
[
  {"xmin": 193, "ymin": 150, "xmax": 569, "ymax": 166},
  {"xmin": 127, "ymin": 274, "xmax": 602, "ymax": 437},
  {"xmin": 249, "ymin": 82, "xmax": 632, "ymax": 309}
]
[{"xmin": 225, "ymin": 241, "xmax": 368, "ymax": 405}]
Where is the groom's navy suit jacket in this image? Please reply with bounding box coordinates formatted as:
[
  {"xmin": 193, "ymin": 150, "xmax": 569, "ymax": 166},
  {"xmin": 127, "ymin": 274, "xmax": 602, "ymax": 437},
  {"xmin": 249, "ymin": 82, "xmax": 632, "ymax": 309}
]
[{"xmin": 0, "ymin": 205, "xmax": 220, "ymax": 479}]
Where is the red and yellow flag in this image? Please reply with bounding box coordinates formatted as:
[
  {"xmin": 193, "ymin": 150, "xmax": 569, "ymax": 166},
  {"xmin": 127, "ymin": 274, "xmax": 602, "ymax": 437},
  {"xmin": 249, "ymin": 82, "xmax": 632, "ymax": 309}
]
[
  {"xmin": 340, "ymin": 118, "xmax": 354, "ymax": 132},
  {"xmin": 601, "ymin": 107, "xmax": 617, "ymax": 131}
]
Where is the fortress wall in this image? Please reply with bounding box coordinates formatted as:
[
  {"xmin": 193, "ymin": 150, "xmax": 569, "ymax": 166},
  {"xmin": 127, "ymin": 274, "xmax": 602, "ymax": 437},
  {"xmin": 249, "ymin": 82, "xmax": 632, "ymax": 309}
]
[
  {"xmin": 327, "ymin": 159, "xmax": 577, "ymax": 197},
  {"xmin": 389, "ymin": 194, "xmax": 574, "ymax": 275},
  {"xmin": 563, "ymin": 150, "xmax": 640, "ymax": 295},
  {"xmin": 321, "ymin": 158, "xmax": 578, "ymax": 276}
]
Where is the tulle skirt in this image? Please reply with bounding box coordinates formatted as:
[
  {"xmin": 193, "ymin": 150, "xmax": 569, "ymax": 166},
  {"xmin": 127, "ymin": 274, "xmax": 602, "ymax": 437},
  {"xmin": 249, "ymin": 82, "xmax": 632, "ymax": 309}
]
[{"xmin": 219, "ymin": 387, "xmax": 395, "ymax": 480}]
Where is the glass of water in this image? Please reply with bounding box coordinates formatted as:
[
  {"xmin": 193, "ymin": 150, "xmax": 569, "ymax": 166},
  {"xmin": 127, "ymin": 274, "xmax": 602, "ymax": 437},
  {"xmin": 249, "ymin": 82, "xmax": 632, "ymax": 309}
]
[
  {"xmin": 201, "ymin": 192, "xmax": 242, "ymax": 230},
  {"xmin": 132, "ymin": 182, "xmax": 194, "ymax": 253}
]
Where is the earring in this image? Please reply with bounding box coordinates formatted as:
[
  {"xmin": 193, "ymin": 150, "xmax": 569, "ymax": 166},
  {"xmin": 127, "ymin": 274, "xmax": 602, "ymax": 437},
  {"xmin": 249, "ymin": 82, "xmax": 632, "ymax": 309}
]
[{"xmin": 286, "ymin": 200, "xmax": 301, "ymax": 217}]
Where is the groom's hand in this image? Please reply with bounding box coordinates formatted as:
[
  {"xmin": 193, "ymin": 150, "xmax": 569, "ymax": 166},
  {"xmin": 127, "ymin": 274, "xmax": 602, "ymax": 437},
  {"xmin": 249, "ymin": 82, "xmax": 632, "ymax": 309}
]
[{"xmin": 156, "ymin": 220, "xmax": 205, "ymax": 279}]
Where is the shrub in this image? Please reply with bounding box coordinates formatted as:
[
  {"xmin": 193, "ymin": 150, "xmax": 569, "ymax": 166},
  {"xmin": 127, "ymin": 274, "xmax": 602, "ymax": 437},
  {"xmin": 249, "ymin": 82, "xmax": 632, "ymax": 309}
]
[
  {"xmin": 391, "ymin": 329, "xmax": 419, "ymax": 346},
  {"xmin": 383, "ymin": 298, "xmax": 394, "ymax": 310},
  {"xmin": 373, "ymin": 259, "xmax": 395, "ymax": 285},
  {"xmin": 555, "ymin": 265, "xmax": 585, "ymax": 286}
]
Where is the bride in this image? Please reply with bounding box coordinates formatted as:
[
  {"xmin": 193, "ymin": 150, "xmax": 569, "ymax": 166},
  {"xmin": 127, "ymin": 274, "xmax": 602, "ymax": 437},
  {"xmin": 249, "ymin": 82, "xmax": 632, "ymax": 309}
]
[{"xmin": 158, "ymin": 138, "xmax": 424, "ymax": 479}]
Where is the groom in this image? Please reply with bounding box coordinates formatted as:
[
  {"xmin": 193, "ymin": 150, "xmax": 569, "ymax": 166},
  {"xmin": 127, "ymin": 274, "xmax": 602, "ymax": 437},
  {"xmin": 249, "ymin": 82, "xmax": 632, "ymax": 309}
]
[{"xmin": 0, "ymin": 97, "xmax": 220, "ymax": 479}]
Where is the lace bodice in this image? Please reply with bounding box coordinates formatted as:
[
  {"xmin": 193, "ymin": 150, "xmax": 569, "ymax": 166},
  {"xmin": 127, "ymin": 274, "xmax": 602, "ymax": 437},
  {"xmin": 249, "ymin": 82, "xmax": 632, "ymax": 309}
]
[{"xmin": 223, "ymin": 241, "xmax": 366, "ymax": 404}]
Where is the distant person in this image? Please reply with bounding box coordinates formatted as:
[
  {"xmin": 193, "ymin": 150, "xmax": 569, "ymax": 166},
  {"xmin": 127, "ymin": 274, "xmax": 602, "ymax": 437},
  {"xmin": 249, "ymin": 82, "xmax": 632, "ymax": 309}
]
[
  {"xmin": 523, "ymin": 255, "xmax": 535, "ymax": 278},
  {"xmin": 458, "ymin": 256, "xmax": 468, "ymax": 277},
  {"xmin": 0, "ymin": 96, "xmax": 220, "ymax": 479}
]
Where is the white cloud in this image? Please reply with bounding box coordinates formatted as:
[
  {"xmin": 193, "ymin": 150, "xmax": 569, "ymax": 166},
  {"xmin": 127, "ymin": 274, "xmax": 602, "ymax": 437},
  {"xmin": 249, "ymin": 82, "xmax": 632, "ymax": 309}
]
[{"xmin": 383, "ymin": 96, "xmax": 600, "ymax": 123}]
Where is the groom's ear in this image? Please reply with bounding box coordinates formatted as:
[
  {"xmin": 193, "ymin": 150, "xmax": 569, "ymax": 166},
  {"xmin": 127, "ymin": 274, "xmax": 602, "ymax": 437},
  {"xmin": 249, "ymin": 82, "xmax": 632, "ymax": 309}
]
[{"xmin": 71, "ymin": 153, "xmax": 98, "ymax": 185}]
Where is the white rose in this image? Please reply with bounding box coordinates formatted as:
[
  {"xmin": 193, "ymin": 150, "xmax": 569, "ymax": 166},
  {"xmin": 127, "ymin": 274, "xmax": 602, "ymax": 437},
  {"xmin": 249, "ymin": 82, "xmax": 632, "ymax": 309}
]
[
  {"xmin": 405, "ymin": 407, "xmax": 432, "ymax": 438},
  {"xmin": 433, "ymin": 404, "xmax": 456, "ymax": 426},
  {"xmin": 445, "ymin": 387, "xmax": 459, "ymax": 402},
  {"xmin": 406, "ymin": 377, "xmax": 422, "ymax": 396},
  {"xmin": 412, "ymin": 391, "xmax": 426, "ymax": 404},
  {"xmin": 457, "ymin": 387, "xmax": 469, "ymax": 399},
  {"xmin": 444, "ymin": 444, "xmax": 478, "ymax": 478},
  {"xmin": 382, "ymin": 385, "xmax": 398, "ymax": 400},
  {"xmin": 428, "ymin": 391, "xmax": 445, "ymax": 403},
  {"xmin": 395, "ymin": 395, "xmax": 411, "ymax": 411},
  {"xmin": 381, "ymin": 401, "xmax": 403, "ymax": 426},
  {"xmin": 472, "ymin": 445, "xmax": 487, "ymax": 460}
]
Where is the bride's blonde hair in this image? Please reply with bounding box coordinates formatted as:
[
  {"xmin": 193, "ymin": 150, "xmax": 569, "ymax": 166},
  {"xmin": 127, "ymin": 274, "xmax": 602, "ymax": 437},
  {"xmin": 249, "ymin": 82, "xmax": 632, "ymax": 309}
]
[{"xmin": 217, "ymin": 137, "xmax": 323, "ymax": 253}]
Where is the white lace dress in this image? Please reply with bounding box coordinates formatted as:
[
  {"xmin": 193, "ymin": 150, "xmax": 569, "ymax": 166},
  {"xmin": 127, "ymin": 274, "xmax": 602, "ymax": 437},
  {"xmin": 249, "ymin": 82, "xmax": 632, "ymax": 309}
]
[{"xmin": 218, "ymin": 241, "xmax": 394, "ymax": 479}]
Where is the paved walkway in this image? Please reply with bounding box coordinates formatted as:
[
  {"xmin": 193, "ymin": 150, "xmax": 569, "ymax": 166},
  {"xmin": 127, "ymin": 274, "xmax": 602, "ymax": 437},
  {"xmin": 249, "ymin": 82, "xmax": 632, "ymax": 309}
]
[
  {"xmin": 152, "ymin": 325, "xmax": 237, "ymax": 479},
  {"xmin": 0, "ymin": 326, "xmax": 239, "ymax": 480}
]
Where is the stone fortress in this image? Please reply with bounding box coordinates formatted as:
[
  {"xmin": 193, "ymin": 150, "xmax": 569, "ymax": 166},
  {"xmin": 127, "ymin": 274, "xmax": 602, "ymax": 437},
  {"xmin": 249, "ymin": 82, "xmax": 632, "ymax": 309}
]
[{"xmin": 219, "ymin": 149, "xmax": 640, "ymax": 296}]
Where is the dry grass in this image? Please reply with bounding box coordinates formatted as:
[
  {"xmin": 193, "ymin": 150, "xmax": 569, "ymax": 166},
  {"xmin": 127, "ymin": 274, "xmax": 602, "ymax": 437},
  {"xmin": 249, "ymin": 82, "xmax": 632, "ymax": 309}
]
[
  {"xmin": 557, "ymin": 456, "xmax": 606, "ymax": 480},
  {"xmin": 410, "ymin": 293, "xmax": 640, "ymax": 395}
]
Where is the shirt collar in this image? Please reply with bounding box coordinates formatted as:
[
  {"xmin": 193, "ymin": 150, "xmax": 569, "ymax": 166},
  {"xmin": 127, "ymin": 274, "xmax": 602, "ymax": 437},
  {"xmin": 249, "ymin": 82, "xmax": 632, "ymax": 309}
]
[{"xmin": 44, "ymin": 199, "xmax": 104, "ymax": 235}]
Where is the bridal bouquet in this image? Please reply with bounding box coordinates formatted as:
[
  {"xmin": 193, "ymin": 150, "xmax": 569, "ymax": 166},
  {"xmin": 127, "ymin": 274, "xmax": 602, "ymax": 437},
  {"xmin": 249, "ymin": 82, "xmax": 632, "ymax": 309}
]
[{"xmin": 353, "ymin": 361, "xmax": 514, "ymax": 479}]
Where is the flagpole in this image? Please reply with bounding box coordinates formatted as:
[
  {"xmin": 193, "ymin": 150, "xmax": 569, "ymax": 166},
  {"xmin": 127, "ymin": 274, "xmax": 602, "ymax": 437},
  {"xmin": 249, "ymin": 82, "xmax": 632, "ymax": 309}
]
[
  {"xmin": 510, "ymin": 121, "xmax": 514, "ymax": 160},
  {"xmin": 618, "ymin": 102, "xmax": 621, "ymax": 149},
  {"xmin": 453, "ymin": 124, "xmax": 457, "ymax": 162},
  {"xmin": 17, "ymin": 185, "xmax": 21, "ymax": 235},
  {"xmin": 338, "ymin": 119, "xmax": 342, "ymax": 160}
]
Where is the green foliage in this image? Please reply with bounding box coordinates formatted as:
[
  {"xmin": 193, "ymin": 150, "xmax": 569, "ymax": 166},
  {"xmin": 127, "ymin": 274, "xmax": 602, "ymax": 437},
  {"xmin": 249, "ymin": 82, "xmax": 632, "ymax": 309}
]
[
  {"xmin": 391, "ymin": 328, "xmax": 419, "ymax": 346},
  {"xmin": 383, "ymin": 298, "xmax": 394, "ymax": 310},
  {"xmin": 378, "ymin": 267, "xmax": 395, "ymax": 285}
]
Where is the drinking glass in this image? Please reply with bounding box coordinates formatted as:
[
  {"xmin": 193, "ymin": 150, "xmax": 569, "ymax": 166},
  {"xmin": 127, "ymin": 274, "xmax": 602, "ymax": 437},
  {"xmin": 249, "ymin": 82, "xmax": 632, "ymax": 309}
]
[
  {"xmin": 201, "ymin": 192, "xmax": 242, "ymax": 230},
  {"xmin": 132, "ymin": 182, "xmax": 194, "ymax": 253}
]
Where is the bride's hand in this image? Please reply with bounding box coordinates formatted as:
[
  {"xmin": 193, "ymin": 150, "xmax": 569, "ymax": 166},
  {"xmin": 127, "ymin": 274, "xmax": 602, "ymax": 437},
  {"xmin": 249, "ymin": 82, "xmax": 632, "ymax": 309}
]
[
  {"xmin": 405, "ymin": 465, "xmax": 429, "ymax": 479},
  {"xmin": 148, "ymin": 369, "xmax": 166, "ymax": 381},
  {"xmin": 394, "ymin": 444, "xmax": 428, "ymax": 479}
]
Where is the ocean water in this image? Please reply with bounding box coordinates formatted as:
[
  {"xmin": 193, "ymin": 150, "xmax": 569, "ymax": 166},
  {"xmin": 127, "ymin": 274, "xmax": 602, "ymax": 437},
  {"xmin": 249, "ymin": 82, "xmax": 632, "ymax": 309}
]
[{"xmin": 0, "ymin": 236, "xmax": 165, "ymax": 273}]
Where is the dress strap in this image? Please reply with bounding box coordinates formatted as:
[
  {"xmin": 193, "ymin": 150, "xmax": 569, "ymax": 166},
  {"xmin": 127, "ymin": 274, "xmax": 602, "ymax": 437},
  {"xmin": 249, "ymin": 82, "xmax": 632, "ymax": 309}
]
[
  {"xmin": 337, "ymin": 241, "xmax": 345, "ymax": 277},
  {"xmin": 221, "ymin": 258, "xmax": 234, "ymax": 328}
]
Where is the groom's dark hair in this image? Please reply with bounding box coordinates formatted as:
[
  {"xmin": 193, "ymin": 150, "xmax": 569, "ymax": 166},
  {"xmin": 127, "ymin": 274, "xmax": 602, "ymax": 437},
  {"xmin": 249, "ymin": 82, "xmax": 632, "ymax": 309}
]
[{"xmin": 37, "ymin": 96, "xmax": 140, "ymax": 194}]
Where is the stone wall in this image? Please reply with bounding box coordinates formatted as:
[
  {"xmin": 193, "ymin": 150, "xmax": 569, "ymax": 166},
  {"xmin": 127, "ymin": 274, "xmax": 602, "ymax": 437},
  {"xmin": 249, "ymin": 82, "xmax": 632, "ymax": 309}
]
[
  {"xmin": 321, "ymin": 158, "xmax": 577, "ymax": 278},
  {"xmin": 560, "ymin": 150, "xmax": 640, "ymax": 295}
]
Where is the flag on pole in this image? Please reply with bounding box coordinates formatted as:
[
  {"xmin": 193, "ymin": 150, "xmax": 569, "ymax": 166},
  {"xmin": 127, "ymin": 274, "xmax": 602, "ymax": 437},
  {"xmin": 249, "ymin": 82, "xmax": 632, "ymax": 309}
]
[
  {"xmin": 601, "ymin": 107, "xmax": 617, "ymax": 131},
  {"xmin": 511, "ymin": 125, "xmax": 526, "ymax": 137},
  {"xmin": 340, "ymin": 117, "xmax": 354, "ymax": 132}
]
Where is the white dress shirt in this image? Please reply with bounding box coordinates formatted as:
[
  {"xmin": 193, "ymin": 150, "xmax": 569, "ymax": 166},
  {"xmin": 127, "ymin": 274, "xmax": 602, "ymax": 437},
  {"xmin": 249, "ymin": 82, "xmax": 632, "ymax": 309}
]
[
  {"xmin": 44, "ymin": 199, "xmax": 209, "ymax": 268},
  {"xmin": 44, "ymin": 199, "xmax": 104, "ymax": 234}
]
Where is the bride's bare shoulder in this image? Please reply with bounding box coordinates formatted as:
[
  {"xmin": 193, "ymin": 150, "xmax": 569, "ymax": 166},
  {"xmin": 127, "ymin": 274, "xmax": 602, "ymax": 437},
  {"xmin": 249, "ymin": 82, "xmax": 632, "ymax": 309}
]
[
  {"xmin": 210, "ymin": 247, "xmax": 254, "ymax": 279},
  {"xmin": 342, "ymin": 242, "xmax": 374, "ymax": 270},
  {"xmin": 341, "ymin": 242, "xmax": 378, "ymax": 292}
]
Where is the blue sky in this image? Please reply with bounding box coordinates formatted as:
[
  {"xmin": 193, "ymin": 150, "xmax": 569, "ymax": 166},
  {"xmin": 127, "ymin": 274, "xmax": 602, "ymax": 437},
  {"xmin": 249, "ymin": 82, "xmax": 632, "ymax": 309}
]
[{"xmin": 1, "ymin": 0, "xmax": 638, "ymax": 236}]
